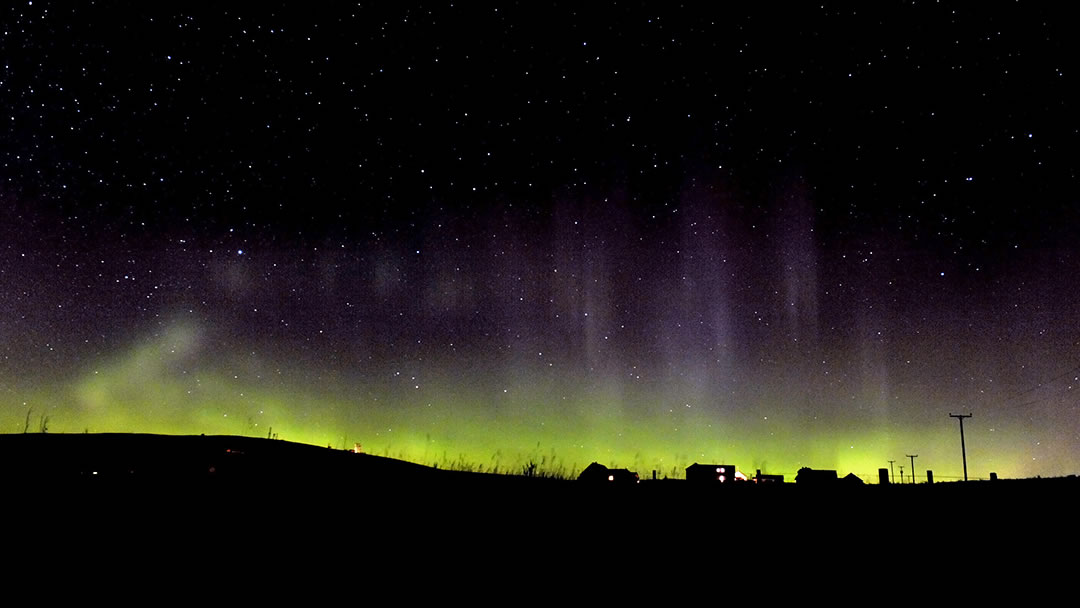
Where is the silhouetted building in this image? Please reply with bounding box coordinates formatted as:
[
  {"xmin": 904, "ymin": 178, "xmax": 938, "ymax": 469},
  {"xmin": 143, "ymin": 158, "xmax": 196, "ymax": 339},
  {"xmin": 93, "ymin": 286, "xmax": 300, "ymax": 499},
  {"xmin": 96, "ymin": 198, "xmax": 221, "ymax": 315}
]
[
  {"xmin": 686, "ymin": 463, "xmax": 740, "ymax": 483},
  {"xmin": 840, "ymin": 472, "xmax": 864, "ymax": 485},
  {"xmin": 754, "ymin": 469, "xmax": 784, "ymax": 484},
  {"xmin": 795, "ymin": 467, "xmax": 838, "ymax": 485},
  {"xmin": 578, "ymin": 462, "xmax": 639, "ymax": 484}
]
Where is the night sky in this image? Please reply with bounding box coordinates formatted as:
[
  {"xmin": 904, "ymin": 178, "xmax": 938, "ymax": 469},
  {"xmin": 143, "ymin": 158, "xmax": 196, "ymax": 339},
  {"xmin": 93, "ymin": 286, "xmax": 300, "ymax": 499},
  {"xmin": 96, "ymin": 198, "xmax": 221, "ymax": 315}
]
[{"xmin": 3, "ymin": 2, "xmax": 1078, "ymax": 480}]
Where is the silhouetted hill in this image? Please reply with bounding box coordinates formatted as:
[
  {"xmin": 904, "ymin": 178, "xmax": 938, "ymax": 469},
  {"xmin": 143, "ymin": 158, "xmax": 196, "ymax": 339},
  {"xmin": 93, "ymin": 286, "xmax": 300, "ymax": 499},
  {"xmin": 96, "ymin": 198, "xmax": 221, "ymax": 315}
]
[
  {"xmin": 1, "ymin": 432, "xmax": 445, "ymax": 483},
  {"xmin": 4, "ymin": 432, "xmax": 1078, "ymax": 562}
]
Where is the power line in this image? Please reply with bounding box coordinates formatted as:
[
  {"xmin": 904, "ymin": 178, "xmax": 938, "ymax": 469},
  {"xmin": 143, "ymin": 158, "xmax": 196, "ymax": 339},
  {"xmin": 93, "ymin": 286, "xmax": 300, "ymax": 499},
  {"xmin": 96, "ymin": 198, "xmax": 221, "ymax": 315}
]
[
  {"xmin": 977, "ymin": 362, "xmax": 1080, "ymax": 412},
  {"xmin": 1012, "ymin": 381, "xmax": 1080, "ymax": 409},
  {"xmin": 999, "ymin": 362, "xmax": 1080, "ymax": 403},
  {"xmin": 953, "ymin": 361, "xmax": 1080, "ymax": 415}
]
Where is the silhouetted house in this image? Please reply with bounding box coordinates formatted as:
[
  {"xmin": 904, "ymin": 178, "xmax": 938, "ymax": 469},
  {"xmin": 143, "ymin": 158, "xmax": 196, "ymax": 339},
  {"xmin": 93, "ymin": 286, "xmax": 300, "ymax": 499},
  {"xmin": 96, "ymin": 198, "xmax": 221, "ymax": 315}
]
[
  {"xmin": 578, "ymin": 462, "xmax": 639, "ymax": 484},
  {"xmin": 795, "ymin": 467, "xmax": 838, "ymax": 485},
  {"xmin": 840, "ymin": 472, "xmax": 864, "ymax": 485},
  {"xmin": 754, "ymin": 469, "xmax": 784, "ymax": 484},
  {"xmin": 686, "ymin": 463, "xmax": 740, "ymax": 483}
]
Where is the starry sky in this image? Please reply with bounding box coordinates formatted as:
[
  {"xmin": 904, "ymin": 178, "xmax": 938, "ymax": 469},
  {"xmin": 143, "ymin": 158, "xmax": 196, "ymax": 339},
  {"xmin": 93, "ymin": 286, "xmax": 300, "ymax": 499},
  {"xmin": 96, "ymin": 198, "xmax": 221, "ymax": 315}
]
[{"xmin": 2, "ymin": 2, "xmax": 1078, "ymax": 480}]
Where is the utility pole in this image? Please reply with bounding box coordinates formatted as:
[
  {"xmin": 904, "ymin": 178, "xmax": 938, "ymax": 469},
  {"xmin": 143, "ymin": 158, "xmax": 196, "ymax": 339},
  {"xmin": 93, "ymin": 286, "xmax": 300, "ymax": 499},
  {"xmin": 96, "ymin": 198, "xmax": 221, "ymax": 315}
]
[
  {"xmin": 949, "ymin": 413, "xmax": 972, "ymax": 481},
  {"xmin": 899, "ymin": 465, "xmax": 904, "ymax": 484},
  {"xmin": 888, "ymin": 460, "xmax": 896, "ymax": 484},
  {"xmin": 906, "ymin": 454, "xmax": 918, "ymax": 484}
]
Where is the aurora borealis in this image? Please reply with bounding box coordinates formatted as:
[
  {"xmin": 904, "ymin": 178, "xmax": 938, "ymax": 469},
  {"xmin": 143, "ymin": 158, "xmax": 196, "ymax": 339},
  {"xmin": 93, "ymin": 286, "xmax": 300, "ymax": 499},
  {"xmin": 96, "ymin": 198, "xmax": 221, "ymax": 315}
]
[{"xmin": 2, "ymin": 3, "xmax": 1079, "ymax": 481}]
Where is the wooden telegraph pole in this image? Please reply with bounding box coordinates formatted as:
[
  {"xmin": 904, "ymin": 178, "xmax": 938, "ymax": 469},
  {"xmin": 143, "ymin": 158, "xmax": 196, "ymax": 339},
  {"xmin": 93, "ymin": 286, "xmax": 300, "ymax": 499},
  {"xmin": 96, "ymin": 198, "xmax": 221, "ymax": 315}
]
[{"xmin": 949, "ymin": 413, "xmax": 972, "ymax": 481}]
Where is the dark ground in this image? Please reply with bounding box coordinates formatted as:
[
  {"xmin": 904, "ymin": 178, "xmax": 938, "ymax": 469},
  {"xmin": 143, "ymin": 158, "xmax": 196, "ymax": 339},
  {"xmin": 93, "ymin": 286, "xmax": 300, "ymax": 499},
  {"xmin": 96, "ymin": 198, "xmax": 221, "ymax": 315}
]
[{"xmin": 3, "ymin": 432, "xmax": 1075, "ymax": 583}]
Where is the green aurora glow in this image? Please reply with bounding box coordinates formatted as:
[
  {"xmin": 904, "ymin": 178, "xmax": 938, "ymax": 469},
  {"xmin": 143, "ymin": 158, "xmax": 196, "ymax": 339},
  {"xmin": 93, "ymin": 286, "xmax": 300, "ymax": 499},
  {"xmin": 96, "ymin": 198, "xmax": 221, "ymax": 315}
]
[{"xmin": 2, "ymin": 322, "xmax": 1058, "ymax": 481}]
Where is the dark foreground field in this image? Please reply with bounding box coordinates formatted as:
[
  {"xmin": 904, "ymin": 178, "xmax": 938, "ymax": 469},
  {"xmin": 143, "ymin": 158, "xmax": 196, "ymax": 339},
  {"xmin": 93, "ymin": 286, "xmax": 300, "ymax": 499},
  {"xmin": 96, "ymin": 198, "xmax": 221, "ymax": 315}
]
[{"xmin": 3, "ymin": 432, "xmax": 1077, "ymax": 576}]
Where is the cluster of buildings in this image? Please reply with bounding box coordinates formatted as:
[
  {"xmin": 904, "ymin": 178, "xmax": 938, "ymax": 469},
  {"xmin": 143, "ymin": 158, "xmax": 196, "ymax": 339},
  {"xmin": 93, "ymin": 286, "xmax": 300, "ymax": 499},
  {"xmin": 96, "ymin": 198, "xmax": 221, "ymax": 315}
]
[
  {"xmin": 578, "ymin": 462, "xmax": 790, "ymax": 484},
  {"xmin": 577, "ymin": 462, "xmax": 907, "ymax": 485}
]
